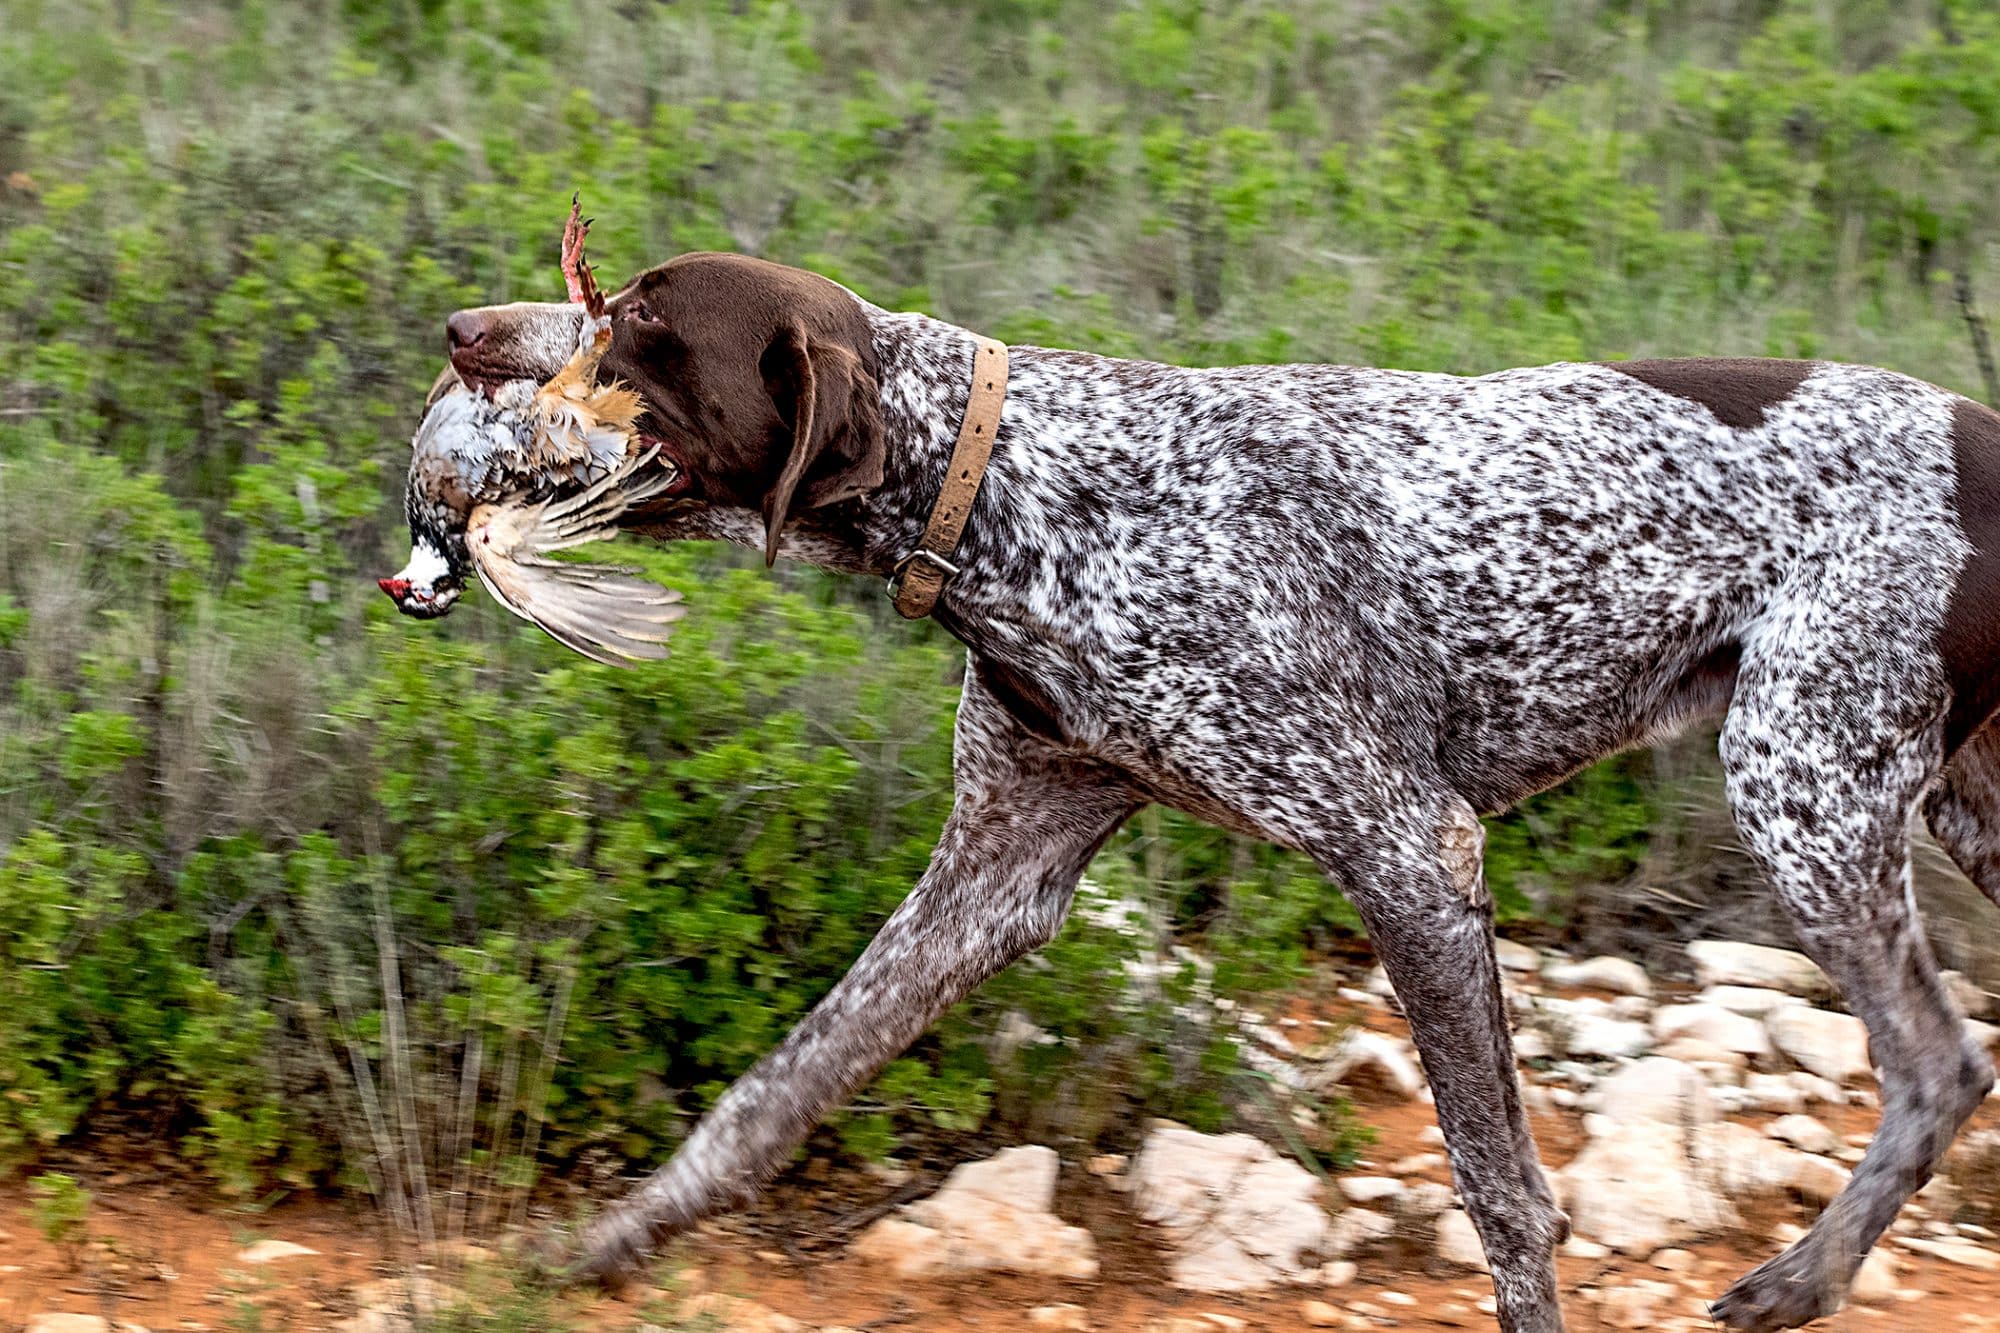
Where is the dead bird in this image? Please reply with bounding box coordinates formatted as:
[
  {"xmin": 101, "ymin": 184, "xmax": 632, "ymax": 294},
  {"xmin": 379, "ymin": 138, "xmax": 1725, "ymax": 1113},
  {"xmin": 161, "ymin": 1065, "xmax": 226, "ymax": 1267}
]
[{"xmin": 380, "ymin": 201, "xmax": 686, "ymax": 664}]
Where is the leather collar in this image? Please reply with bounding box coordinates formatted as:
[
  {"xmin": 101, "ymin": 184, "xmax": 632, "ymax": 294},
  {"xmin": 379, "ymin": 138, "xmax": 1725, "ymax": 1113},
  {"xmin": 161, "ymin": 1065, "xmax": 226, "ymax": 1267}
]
[{"xmin": 890, "ymin": 335, "xmax": 1008, "ymax": 620}]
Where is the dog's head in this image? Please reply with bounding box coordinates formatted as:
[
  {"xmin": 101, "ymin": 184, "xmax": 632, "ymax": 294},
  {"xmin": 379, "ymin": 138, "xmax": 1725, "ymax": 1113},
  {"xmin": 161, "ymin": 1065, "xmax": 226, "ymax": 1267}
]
[{"xmin": 442, "ymin": 253, "xmax": 886, "ymax": 564}]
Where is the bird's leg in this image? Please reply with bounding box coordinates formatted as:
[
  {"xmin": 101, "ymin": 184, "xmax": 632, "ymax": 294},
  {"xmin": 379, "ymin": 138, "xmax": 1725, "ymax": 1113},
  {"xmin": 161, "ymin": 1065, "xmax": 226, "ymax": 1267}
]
[{"xmin": 561, "ymin": 193, "xmax": 606, "ymax": 317}]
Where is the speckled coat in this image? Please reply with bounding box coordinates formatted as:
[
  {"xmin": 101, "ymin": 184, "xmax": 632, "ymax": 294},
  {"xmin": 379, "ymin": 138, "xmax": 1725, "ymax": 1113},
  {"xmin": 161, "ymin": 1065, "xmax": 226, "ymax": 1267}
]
[{"xmin": 428, "ymin": 263, "xmax": 2000, "ymax": 1333}]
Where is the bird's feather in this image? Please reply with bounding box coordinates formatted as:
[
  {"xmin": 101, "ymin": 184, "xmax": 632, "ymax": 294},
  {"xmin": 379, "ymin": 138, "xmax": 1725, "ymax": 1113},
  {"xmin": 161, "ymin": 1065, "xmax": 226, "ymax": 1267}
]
[{"xmin": 466, "ymin": 450, "xmax": 685, "ymax": 666}]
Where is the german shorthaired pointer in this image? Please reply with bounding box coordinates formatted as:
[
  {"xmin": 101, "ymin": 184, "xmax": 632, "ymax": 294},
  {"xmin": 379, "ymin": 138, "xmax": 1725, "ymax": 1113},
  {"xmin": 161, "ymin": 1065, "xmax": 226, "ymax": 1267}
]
[{"xmin": 436, "ymin": 252, "xmax": 2000, "ymax": 1332}]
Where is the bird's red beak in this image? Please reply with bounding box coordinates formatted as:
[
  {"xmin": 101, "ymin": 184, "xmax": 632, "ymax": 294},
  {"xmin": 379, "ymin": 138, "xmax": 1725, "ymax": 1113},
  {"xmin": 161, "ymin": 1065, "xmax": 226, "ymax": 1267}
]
[{"xmin": 378, "ymin": 577, "xmax": 411, "ymax": 601}]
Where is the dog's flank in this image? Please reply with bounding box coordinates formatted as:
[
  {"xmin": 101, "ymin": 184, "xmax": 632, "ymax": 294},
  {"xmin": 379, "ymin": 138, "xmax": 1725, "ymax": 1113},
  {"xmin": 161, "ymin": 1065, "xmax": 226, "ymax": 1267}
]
[{"xmin": 431, "ymin": 255, "xmax": 2000, "ymax": 1333}]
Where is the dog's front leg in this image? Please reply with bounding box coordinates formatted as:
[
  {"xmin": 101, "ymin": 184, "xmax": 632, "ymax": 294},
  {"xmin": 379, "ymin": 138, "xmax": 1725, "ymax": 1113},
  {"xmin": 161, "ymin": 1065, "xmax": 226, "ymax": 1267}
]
[{"xmin": 574, "ymin": 674, "xmax": 1138, "ymax": 1283}]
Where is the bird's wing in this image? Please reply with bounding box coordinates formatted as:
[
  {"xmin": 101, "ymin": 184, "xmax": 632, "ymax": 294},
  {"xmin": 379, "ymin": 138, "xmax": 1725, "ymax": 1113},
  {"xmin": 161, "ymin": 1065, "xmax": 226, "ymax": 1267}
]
[{"xmin": 466, "ymin": 452, "xmax": 686, "ymax": 666}]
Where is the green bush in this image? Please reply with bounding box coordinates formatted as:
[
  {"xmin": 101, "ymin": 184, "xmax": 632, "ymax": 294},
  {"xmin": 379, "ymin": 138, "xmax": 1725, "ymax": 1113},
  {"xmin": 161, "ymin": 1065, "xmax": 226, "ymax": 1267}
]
[{"xmin": 1, "ymin": 0, "xmax": 1997, "ymax": 1206}]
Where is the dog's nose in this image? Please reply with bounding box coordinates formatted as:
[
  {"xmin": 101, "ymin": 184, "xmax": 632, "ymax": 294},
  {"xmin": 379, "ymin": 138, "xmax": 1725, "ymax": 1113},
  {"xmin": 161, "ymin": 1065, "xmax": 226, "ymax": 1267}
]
[{"xmin": 446, "ymin": 309, "xmax": 491, "ymax": 353}]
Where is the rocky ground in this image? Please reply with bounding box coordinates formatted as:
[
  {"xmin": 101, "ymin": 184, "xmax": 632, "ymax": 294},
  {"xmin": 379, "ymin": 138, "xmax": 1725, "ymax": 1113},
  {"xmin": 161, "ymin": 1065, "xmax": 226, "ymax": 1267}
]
[{"xmin": 11, "ymin": 936, "xmax": 2000, "ymax": 1331}]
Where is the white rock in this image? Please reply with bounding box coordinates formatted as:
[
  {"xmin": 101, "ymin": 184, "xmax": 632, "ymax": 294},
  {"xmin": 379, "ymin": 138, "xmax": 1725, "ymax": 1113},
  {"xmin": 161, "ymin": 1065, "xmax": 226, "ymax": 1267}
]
[
  {"xmin": 1320, "ymin": 1259, "xmax": 1358, "ymax": 1287},
  {"xmin": 1766, "ymin": 1114, "xmax": 1837, "ymax": 1155},
  {"xmin": 26, "ymin": 1319, "xmax": 113, "ymax": 1333},
  {"xmin": 1314, "ymin": 1030, "xmax": 1424, "ymax": 1100},
  {"xmin": 1558, "ymin": 1121, "xmax": 1739, "ymax": 1254},
  {"xmin": 1327, "ymin": 1207, "xmax": 1396, "ymax": 1256},
  {"xmin": 1789, "ymin": 1070, "xmax": 1846, "ymax": 1104},
  {"xmin": 1944, "ymin": 970, "xmax": 1991, "ymax": 1019},
  {"xmin": 237, "ymin": 1240, "xmax": 319, "ymax": 1265},
  {"xmin": 1299, "ymin": 1300, "xmax": 1342, "ymax": 1328},
  {"xmin": 1894, "ymin": 1235, "xmax": 2000, "ymax": 1270},
  {"xmin": 1028, "ymin": 1305, "xmax": 1090, "ymax": 1331},
  {"xmin": 1594, "ymin": 1279, "xmax": 1675, "ymax": 1329},
  {"xmin": 1587, "ymin": 1058, "xmax": 1718, "ymax": 1126},
  {"xmin": 1545, "ymin": 955, "xmax": 1652, "ymax": 997},
  {"xmin": 1129, "ymin": 1124, "xmax": 1334, "ymax": 1290},
  {"xmin": 1767, "ymin": 1007, "xmax": 1872, "ymax": 1084},
  {"xmin": 1650, "ymin": 1246, "xmax": 1695, "ymax": 1272},
  {"xmin": 1566, "ymin": 1014, "xmax": 1654, "ymax": 1060},
  {"xmin": 677, "ymin": 1295, "xmax": 805, "ymax": 1333},
  {"xmin": 1652, "ymin": 1003, "xmax": 1774, "ymax": 1060},
  {"xmin": 1850, "ymin": 1246, "xmax": 1899, "ymax": 1303},
  {"xmin": 1695, "ymin": 985, "xmax": 1805, "ymax": 1017},
  {"xmin": 1741, "ymin": 1072, "xmax": 1807, "ymax": 1114},
  {"xmin": 1562, "ymin": 1235, "xmax": 1611, "ymax": 1259},
  {"xmin": 1686, "ymin": 940, "xmax": 1829, "ymax": 996},
  {"xmin": 1655, "ymin": 1037, "xmax": 1746, "ymax": 1072},
  {"xmin": 1435, "ymin": 1208, "xmax": 1489, "ymax": 1272},
  {"xmin": 852, "ymin": 1145, "xmax": 1097, "ymax": 1280},
  {"xmin": 1336, "ymin": 1176, "xmax": 1403, "ymax": 1205},
  {"xmin": 1496, "ymin": 939, "xmax": 1540, "ymax": 972}
]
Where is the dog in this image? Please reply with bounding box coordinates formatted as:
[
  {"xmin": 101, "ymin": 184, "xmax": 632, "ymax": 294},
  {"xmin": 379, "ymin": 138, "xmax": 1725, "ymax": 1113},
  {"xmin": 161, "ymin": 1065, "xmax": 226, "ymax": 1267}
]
[{"xmin": 436, "ymin": 250, "xmax": 2000, "ymax": 1333}]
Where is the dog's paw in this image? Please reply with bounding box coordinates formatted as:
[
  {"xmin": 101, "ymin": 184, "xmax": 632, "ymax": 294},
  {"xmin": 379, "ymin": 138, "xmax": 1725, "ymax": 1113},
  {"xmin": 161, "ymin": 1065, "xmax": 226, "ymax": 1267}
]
[{"xmin": 1709, "ymin": 1245, "xmax": 1846, "ymax": 1332}]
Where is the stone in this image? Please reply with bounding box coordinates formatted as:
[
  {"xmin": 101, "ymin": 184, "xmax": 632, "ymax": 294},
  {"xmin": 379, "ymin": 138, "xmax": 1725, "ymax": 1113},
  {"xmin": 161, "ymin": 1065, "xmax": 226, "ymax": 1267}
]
[
  {"xmin": 1656, "ymin": 1037, "xmax": 1746, "ymax": 1071},
  {"xmin": 1686, "ymin": 940, "xmax": 1829, "ymax": 996},
  {"xmin": 1785, "ymin": 1153, "xmax": 1851, "ymax": 1204},
  {"xmin": 1566, "ymin": 1014, "xmax": 1654, "ymax": 1059},
  {"xmin": 1336, "ymin": 1175, "xmax": 1403, "ymax": 1205},
  {"xmin": 236, "ymin": 1240, "xmax": 319, "ymax": 1265},
  {"xmin": 1650, "ymin": 1247, "xmax": 1695, "ymax": 1272},
  {"xmin": 1087, "ymin": 1153, "xmax": 1126, "ymax": 1177},
  {"xmin": 1389, "ymin": 1151, "xmax": 1445, "ymax": 1176},
  {"xmin": 1652, "ymin": 1003, "xmax": 1773, "ymax": 1060},
  {"xmin": 1129, "ymin": 1123, "xmax": 1334, "ymax": 1290},
  {"xmin": 1944, "ymin": 969, "xmax": 1991, "ymax": 1019},
  {"xmin": 1766, "ymin": 1114, "xmax": 1837, "ymax": 1155},
  {"xmin": 1789, "ymin": 1070, "xmax": 1846, "ymax": 1104},
  {"xmin": 1435, "ymin": 1208, "xmax": 1489, "ymax": 1272},
  {"xmin": 1300, "ymin": 1299, "xmax": 1343, "ymax": 1327},
  {"xmin": 1327, "ymin": 1208, "xmax": 1396, "ymax": 1256},
  {"xmin": 1558, "ymin": 1121, "xmax": 1739, "ymax": 1254},
  {"xmin": 1894, "ymin": 1236, "xmax": 2000, "ymax": 1270},
  {"xmin": 851, "ymin": 1145, "xmax": 1098, "ymax": 1280},
  {"xmin": 1695, "ymin": 985, "xmax": 1805, "ymax": 1017},
  {"xmin": 1849, "ymin": 1248, "xmax": 1898, "ymax": 1303},
  {"xmin": 1562, "ymin": 1236, "xmax": 1611, "ymax": 1260},
  {"xmin": 1314, "ymin": 1030, "xmax": 1424, "ymax": 1099},
  {"xmin": 1545, "ymin": 955, "xmax": 1652, "ymax": 997},
  {"xmin": 1741, "ymin": 1072, "xmax": 1807, "ymax": 1114},
  {"xmin": 1594, "ymin": 1280, "xmax": 1674, "ymax": 1329},
  {"xmin": 1028, "ymin": 1305, "xmax": 1090, "ymax": 1331},
  {"xmin": 27, "ymin": 1319, "xmax": 113, "ymax": 1333},
  {"xmin": 1588, "ymin": 1057, "xmax": 1718, "ymax": 1126},
  {"xmin": 1320, "ymin": 1259, "xmax": 1358, "ymax": 1286},
  {"xmin": 678, "ymin": 1295, "xmax": 804, "ymax": 1333},
  {"xmin": 1767, "ymin": 1006, "xmax": 1872, "ymax": 1083},
  {"xmin": 1496, "ymin": 939, "xmax": 1540, "ymax": 972}
]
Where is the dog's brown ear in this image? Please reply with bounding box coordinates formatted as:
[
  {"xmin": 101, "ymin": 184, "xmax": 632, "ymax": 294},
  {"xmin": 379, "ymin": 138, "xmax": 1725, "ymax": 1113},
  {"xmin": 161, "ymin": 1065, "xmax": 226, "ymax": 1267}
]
[{"xmin": 759, "ymin": 321, "xmax": 886, "ymax": 566}]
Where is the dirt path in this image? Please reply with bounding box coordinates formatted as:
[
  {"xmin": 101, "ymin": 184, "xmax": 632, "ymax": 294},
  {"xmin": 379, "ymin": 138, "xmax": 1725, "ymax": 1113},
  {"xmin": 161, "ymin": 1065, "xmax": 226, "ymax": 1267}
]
[{"xmin": 9, "ymin": 990, "xmax": 2000, "ymax": 1332}]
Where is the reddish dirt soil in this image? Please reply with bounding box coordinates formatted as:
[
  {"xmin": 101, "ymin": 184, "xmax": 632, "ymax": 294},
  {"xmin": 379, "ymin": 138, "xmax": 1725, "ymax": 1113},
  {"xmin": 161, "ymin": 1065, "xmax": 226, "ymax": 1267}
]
[{"xmin": 10, "ymin": 985, "xmax": 2000, "ymax": 1331}]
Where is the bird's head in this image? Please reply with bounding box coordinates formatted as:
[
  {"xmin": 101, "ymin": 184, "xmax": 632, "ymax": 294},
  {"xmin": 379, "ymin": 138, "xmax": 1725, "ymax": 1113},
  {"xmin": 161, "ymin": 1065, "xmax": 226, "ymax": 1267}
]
[{"xmin": 382, "ymin": 511, "xmax": 469, "ymax": 619}]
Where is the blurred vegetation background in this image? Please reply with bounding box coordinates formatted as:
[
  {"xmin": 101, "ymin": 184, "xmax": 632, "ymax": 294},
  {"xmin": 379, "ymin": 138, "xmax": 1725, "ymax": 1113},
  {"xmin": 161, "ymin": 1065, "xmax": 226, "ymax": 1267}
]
[{"xmin": 1, "ymin": 0, "xmax": 1998, "ymax": 1227}]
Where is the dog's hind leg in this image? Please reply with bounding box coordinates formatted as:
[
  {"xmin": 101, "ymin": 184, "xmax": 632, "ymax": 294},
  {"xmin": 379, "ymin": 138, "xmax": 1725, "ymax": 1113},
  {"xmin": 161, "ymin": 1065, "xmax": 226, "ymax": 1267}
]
[
  {"xmin": 571, "ymin": 668, "xmax": 1140, "ymax": 1284},
  {"xmin": 1710, "ymin": 582, "xmax": 1992, "ymax": 1331},
  {"xmin": 1926, "ymin": 723, "xmax": 2000, "ymax": 900},
  {"xmin": 1305, "ymin": 780, "xmax": 1567, "ymax": 1333}
]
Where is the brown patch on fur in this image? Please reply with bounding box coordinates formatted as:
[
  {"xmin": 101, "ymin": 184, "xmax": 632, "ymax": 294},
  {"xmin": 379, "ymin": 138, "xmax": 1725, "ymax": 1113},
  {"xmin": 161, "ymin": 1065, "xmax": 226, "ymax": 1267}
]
[
  {"xmin": 1944, "ymin": 397, "xmax": 2000, "ymax": 753},
  {"xmin": 1604, "ymin": 358, "xmax": 1813, "ymax": 429}
]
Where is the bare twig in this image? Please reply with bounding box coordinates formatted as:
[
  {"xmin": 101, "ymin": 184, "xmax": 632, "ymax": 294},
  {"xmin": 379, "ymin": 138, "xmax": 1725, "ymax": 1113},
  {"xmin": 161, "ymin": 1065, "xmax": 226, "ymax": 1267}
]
[{"xmin": 1955, "ymin": 268, "xmax": 2000, "ymax": 405}]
